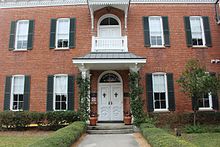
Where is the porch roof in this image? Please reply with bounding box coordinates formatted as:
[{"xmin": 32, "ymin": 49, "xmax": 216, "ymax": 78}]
[{"xmin": 72, "ymin": 52, "xmax": 146, "ymax": 71}]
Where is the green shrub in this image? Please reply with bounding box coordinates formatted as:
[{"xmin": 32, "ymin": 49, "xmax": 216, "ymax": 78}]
[
  {"xmin": 140, "ymin": 123, "xmax": 196, "ymax": 147},
  {"xmin": 29, "ymin": 121, "xmax": 86, "ymax": 147},
  {"xmin": 184, "ymin": 125, "xmax": 205, "ymax": 133},
  {"xmin": 30, "ymin": 112, "xmax": 45, "ymax": 126}
]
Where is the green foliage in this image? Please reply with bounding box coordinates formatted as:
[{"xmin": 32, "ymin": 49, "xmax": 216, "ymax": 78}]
[
  {"xmin": 140, "ymin": 125, "xmax": 196, "ymax": 147},
  {"xmin": 29, "ymin": 121, "xmax": 86, "ymax": 147},
  {"xmin": 184, "ymin": 125, "xmax": 205, "ymax": 133},
  {"xmin": 0, "ymin": 111, "xmax": 80, "ymax": 130},
  {"xmin": 77, "ymin": 75, "xmax": 90, "ymax": 121},
  {"xmin": 129, "ymin": 72, "xmax": 144, "ymax": 126}
]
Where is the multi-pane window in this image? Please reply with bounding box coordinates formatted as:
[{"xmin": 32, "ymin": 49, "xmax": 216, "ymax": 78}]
[
  {"xmin": 149, "ymin": 17, "xmax": 163, "ymax": 46},
  {"xmin": 198, "ymin": 93, "xmax": 213, "ymax": 109},
  {"xmin": 11, "ymin": 75, "xmax": 25, "ymax": 111},
  {"xmin": 190, "ymin": 17, "xmax": 205, "ymax": 46},
  {"xmin": 54, "ymin": 75, "xmax": 68, "ymax": 111},
  {"xmin": 152, "ymin": 74, "xmax": 167, "ymax": 110},
  {"xmin": 56, "ymin": 19, "xmax": 70, "ymax": 48},
  {"xmin": 15, "ymin": 20, "xmax": 29, "ymax": 50}
]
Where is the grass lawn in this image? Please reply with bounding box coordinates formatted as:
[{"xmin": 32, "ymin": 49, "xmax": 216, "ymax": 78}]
[
  {"xmin": 0, "ymin": 131, "xmax": 52, "ymax": 147},
  {"xmin": 181, "ymin": 133, "xmax": 220, "ymax": 147}
]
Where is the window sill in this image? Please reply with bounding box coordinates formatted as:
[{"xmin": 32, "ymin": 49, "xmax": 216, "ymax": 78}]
[
  {"xmin": 54, "ymin": 48, "xmax": 70, "ymax": 51},
  {"xmin": 154, "ymin": 109, "xmax": 169, "ymax": 113},
  {"xmin": 192, "ymin": 46, "xmax": 208, "ymax": 49},
  {"xmin": 150, "ymin": 46, "xmax": 166, "ymax": 49},
  {"xmin": 13, "ymin": 49, "xmax": 28, "ymax": 52},
  {"xmin": 198, "ymin": 108, "xmax": 213, "ymax": 111}
]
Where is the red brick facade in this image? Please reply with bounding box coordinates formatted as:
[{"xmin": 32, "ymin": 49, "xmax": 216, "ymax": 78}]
[{"xmin": 0, "ymin": 3, "xmax": 219, "ymax": 114}]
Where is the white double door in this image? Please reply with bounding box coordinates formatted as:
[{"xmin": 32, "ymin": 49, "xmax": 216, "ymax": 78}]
[{"xmin": 98, "ymin": 84, "xmax": 123, "ymax": 121}]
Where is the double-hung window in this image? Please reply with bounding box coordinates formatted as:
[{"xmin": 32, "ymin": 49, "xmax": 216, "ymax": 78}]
[
  {"xmin": 152, "ymin": 73, "xmax": 168, "ymax": 110},
  {"xmin": 56, "ymin": 18, "xmax": 70, "ymax": 49},
  {"xmin": 149, "ymin": 17, "xmax": 164, "ymax": 47},
  {"xmin": 190, "ymin": 17, "xmax": 205, "ymax": 46},
  {"xmin": 11, "ymin": 75, "xmax": 25, "ymax": 111},
  {"xmin": 198, "ymin": 93, "xmax": 213, "ymax": 110},
  {"xmin": 54, "ymin": 75, "xmax": 68, "ymax": 111},
  {"xmin": 15, "ymin": 20, "xmax": 29, "ymax": 50}
]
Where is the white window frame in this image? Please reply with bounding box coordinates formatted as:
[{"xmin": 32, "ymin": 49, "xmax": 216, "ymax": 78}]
[
  {"xmin": 198, "ymin": 93, "xmax": 213, "ymax": 111},
  {"xmin": 190, "ymin": 16, "xmax": 206, "ymax": 47},
  {"xmin": 10, "ymin": 75, "xmax": 25, "ymax": 111},
  {"xmin": 53, "ymin": 74, "xmax": 68, "ymax": 111},
  {"xmin": 152, "ymin": 72, "xmax": 169, "ymax": 112},
  {"xmin": 15, "ymin": 20, "xmax": 29, "ymax": 51},
  {"xmin": 55, "ymin": 18, "xmax": 70, "ymax": 49},
  {"xmin": 149, "ymin": 16, "xmax": 164, "ymax": 47}
]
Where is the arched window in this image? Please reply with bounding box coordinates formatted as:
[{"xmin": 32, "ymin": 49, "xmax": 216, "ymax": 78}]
[
  {"xmin": 100, "ymin": 17, "xmax": 119, "ymax": 25},
  {"xmin": 100, "ymin": 73, "xmax": 121, "ymax": 83}
]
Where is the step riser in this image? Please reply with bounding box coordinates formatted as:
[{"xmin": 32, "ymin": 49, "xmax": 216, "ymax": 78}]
[
  {"xmin": 87, "ymin": 129, "xmax": 134, "ymax": 134},
  {"xmin": 87, "ymin": 126, "xmax": 133, "ymax": 130}
]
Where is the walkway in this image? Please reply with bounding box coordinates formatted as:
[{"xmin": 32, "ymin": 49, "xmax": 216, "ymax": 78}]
[{"xmin": 74, "ymin": 133, "xmax": 151, "ymax": 147}]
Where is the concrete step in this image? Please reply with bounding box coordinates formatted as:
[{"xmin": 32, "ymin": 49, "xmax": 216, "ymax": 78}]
[
  {"xmin": 87, "ymin": 123, "xmax": 134, "ymax": 134},
  {"xmin": 86, "ymin": 128, "xmax": 134, "ymax": 134}
]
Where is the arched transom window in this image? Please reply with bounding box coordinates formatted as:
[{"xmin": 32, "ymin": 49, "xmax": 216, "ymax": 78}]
[
  {"xmin": 100, "ymin": 73, "xmax": 121, "ymax": 83},
  {"xmin": 100, "ymin": 17, "xmax": 119, "ymax": 26}
]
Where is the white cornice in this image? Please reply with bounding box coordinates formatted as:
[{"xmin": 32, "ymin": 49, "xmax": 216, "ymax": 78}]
[{"xmin": 0, "ymin": 0, "xmax": 215, "ymax": 9}]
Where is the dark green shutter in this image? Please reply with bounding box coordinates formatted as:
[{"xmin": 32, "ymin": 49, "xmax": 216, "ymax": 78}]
[
  {"xmin": 4, "ymin": 76, "xmax": 12, "ymax": 110},
  {"xmin": 146, "ymin": 73, "xmax": 154, "ymax": 112},
  {"xmin": 202, "ymin": 16, "xmax": 212, "ymax": 47},
  {"xmin": 23, "ymin": 76, "xmax": 30, "ymax": 111},
  {"xmin": 49, "ymin": 19, "xmax": 57, "ymax": 49},
  {"xmin": 9, "ymin": 21, "xmax": 16, "ymax": 50},
  {"xmin": 69, "ymin": 18, "xmax": 76, "ymax": 49},
  {"xmin": 27, "ymin": 20, "xmax": 34, "ymax": 50},
  {"xmin": 192, "ymin": 96, "xmax": 197, "ymax": 111},
  {"xmin": 47, "ymin": 75, "xmax": 54, "ymax": 111},
  {"xmin": 167, "ymin": 73, "xmax": 175, "ymax": 111},
  {"xmin": 210, "ymin": 73, "xmax": 219, "ymax": 110},
  {"xmin": 143, "ymin": 17, "xmax": 150, "ymax": 47},
  {"xmin": 184, "ymin": 16, "xmax": 192, "ymax": 47},
  {"xmin": 68, "ymin": 75, "xmax": 74, "ymax": 110},
  {"xmin": 162, "ymin": 16, "xmax": 170, "ymax": 47}
]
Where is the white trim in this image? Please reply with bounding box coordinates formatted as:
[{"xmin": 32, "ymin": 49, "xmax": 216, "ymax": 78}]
[
  {"xmin": 198, "ymin": 93, "xmax": 213, "ymax": 110},
  {"xmin": 14, "ymin": 20, "xmax": 29, "ymax": 51},
  {"xmin": 72, "ymin": 59, "xmax": 146, "ymax": 64},
  {"xmin": 55, "ymin": 18, "xmax": 70, "ymax": 49},
  {"xmin": 152, "ymin": 72, "xmax": 169, "ymax": 111},
  {"xmin": 53, "ymin": 74, "xmax": 68, "ymax": 111},
  {"xmin": 149, "ymin": 16, "xmax": 165, "ymax": 47},
  {"xmin": 10, "ymin": 75, "xmax": 25, "ymax": 111},
  {"xmin": 190, "ymin": 16, "xmax": 206, "ymax": 47},
  {"xmin": 0, "ymin": 0, "xmax": 215, "ymax": 9},
  {"xmin": 98, "ymin": 14, "xmax": 121, "ymax": 37}
]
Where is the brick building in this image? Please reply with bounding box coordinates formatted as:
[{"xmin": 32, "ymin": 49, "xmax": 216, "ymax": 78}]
[{"xmin": 0, "ymin": 0, "xmax": 219, "ymax": 122}]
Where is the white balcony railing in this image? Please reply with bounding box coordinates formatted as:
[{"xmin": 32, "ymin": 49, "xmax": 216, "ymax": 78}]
[{"xmin": 92, "ymin": 36, "xmax": 128, "ymax": 52}]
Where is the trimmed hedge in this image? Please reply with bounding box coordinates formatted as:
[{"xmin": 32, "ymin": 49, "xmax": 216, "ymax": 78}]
[
  {"xmin": 29, "ymin": 121, "xmax": 86, "ymax": 147},
  {"xmin": 140, "ymin": 123, "xmax": 196, "ymax": 147},
  {"xmin": 0, "ymin": 111, "xmax": 80, "ymax": 130}
]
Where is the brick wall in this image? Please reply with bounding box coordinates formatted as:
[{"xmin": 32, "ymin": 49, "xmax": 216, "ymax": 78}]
[{"xmin": 0, "ymin": 3, "xmax": 219, "ymax": 112}]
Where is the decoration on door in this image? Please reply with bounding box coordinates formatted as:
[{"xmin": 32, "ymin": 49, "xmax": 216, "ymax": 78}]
[
  {"xmin": 114, "ymin": 92, "xmax": 118, "ymax": 98},
  {"xmin": 103, "ymin": 93, "xmax": 106, "ymax": 98}
]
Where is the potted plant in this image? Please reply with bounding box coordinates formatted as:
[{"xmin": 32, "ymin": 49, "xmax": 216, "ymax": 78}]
[
  {"xmin": 89, "ymin": 112, "xmax": 98, "ymax": 126},
  {"xmin": 124, "ymin": 111, "xmax": 132, "ymax": 125}
]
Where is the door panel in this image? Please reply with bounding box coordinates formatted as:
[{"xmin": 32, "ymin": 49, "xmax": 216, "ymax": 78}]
[
  {"xmin": 98, "ymin": 86, "xmax": 111, "ymax": 121},
  {"xmin": 111, "ymin": 86, "xmax": 123, "ymax": 121},
  {"xmin": 99, "ymin": 26, "xmax": 120, "ymax": 37}
]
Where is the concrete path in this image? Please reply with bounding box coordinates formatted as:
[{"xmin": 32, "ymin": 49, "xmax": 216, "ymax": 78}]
[{"xmin": 77, "ymin": 134, "xmax": 140, "ymax": 147}]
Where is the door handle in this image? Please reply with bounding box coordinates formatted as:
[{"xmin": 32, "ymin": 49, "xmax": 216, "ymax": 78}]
[
  {"xmin": 108, "ymin": 101, "xmax": 110, "ymax": 105},
  {"xmin": 111, "ymin": 101, "xmax": 113, "ymax": 105}
]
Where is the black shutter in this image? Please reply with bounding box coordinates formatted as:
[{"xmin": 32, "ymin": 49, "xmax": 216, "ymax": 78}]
[
  {"xmin": 146, "ymin": 73, "xmax": 154, "ymax": 112},
  {"xmin": 9, "ymin": 21, "xmax": 16, "ymax": 50},
  {"xmin": 68, "ymin": 75, "xmax": 74, "ymax": 110},
  {"xmin": 47, "ymin": 75, "xmax": 54, "ymax": 111},
  {"xmin": 184, "ymin": 16, "xmax": 192, "ymax": 47},
  {"xmin": 162, "ymin": 16, "xmax": 170, "ymax": 47},
  {"xmin": 192, "ymin": 96, "xmax": 197, "ymax": 111},
  {"xmin": 210, "ymin": 73, "xmax": 219, "ymax": 110},
  {"xmin": 27, "ymin": 20, "xmax": 34, "ymax": 50},
  {"xmin": 69, "ymin": 18, "xmax": 76, "ymax": 49},
  {"xmin": 143, "ymin": 17, "xmax": 150, "ymax": 47},
  {"xmin": 167, "ymin": 73, "xmax": 175, "ymax": 111},
  {"xmin": 49, "ymin": 19, "xmax": 57, "ymax": 49},
  {"xmin": 202, "ymin": 16, "xmax": 212, "ymax": 47},
  {"xmin": 4, "ymin": 76, "xmax": 12, "ymax": 111},
  {"xmin": 23, "ymin": 76, "xmax": 30, "ymax": 111}
]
